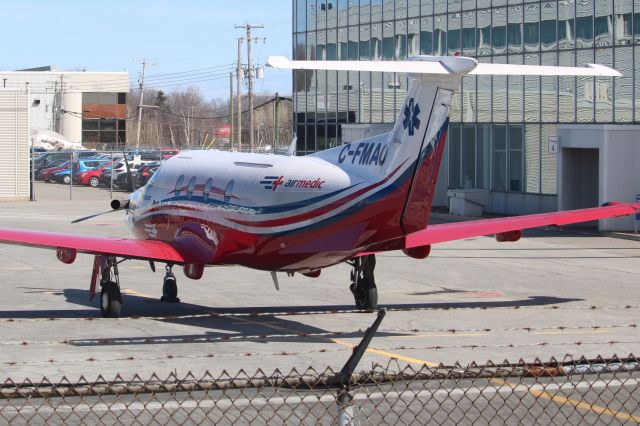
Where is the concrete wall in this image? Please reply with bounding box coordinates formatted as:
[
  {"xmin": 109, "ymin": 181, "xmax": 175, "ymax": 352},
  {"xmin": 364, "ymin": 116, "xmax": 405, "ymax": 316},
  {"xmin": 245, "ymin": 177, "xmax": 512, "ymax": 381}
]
[
  {"xmin": 558, "ymin": 124, "xmax": 640, "ymax": 231},
  {"xmin": 486, "ymin": 192, "xmax": 557, "ymax": 216}
]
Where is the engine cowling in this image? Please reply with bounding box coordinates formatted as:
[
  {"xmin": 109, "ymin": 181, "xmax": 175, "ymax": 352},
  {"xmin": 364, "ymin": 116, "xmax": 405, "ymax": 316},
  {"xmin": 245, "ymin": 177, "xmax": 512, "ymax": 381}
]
[
  {"xmin": 403, "ymin": 245, "xmax": 431, "ymax": 259},
  {"xmin": 495, "ymin": 230, "xmax": 522, "ymax": 242}
]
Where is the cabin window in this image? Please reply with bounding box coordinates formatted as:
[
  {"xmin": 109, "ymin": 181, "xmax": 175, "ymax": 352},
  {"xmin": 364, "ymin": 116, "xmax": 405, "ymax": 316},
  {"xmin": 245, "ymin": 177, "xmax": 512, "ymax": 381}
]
[
  {"xmin": 203, "ymin": 178, "xmax": 213, "ymax": 202},
  {"xmin": 187, "ymin": 176, "xmax": 196, "ymax": 199},
  {"xmin": 175, "ymin": 175, "xmax": 184, "ymax": 197}
]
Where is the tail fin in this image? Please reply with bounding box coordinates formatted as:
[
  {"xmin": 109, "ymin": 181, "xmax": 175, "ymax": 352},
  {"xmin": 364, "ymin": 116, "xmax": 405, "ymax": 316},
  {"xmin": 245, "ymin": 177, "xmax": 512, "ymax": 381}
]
[{"xmin": 267, "ymin": 55, "xmax": 621, "ymax": 234}]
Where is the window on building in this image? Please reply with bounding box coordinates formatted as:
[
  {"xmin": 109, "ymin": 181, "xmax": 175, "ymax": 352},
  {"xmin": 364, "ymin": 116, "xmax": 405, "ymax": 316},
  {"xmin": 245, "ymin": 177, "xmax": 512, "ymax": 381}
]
[
  {"xmin": 507, "ymin": 23, "xmax": 522, "ymax": 50},
  {"xmin": 476, "ymin": 125, "xmax": 490, "ymax": 189},
  {"xmin": 448, "ymin": 124, "xmax": 461, "ymax": 189},
  {"xmin": 461, "ymin": 125, "xmax": 475, "ymax": 188},
  {"xmin": 492, "ymin": 125, "xmax": 507, "ymax": 191},
  {"xmin": 541, "ymin": 20, "xmax": 556, "ymax": 47},
  {"xmin": 508, "ymin": 126, "xmax": 523, "ymax": 192}
]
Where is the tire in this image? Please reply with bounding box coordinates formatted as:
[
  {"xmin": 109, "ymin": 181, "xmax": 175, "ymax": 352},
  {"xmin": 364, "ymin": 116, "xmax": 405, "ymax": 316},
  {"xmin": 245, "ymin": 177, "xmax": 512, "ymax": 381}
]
[
  {"xmin": 100, "ymin": 281, "xmax": 122, "ymax": 318},
  {"xmin": 162, "ymin": 274, "xmax": 179, "ymax": 302},
  {"xmin": 63, "ymin": 175, "xmax": 71, "ymax": 184},
  {"xmin": 351, "ymin": 279, "xmax": 378, "ymax": 312},
  {"xmin": 89, "ymin": 176, "xmax": 99, "ymax": 187}
]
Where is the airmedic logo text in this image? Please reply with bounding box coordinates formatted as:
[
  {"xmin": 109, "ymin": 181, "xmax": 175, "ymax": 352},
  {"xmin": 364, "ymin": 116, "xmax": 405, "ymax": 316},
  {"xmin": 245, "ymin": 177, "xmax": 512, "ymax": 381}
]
[{"xmin": 261, "ymin": 176, "xmax": 325, "ymax": 190}]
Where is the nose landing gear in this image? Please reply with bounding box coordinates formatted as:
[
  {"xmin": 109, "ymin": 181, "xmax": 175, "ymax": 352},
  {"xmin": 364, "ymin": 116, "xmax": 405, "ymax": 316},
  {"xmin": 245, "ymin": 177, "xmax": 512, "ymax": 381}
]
[{"xmin": 349, "ymin": 254, "xmax": 378, "ymax": 312}]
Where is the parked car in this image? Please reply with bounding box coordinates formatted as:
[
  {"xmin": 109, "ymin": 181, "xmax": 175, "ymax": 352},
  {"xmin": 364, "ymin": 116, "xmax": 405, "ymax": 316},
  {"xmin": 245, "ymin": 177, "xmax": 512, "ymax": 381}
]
[
  {"xmin": 99, "ymin": 162, "xmax": 130, "ymax": 187},
  {"xmin": 35, "ymin": 159, "xmax": 67, "ymax": 180},
  {"xmin": 136, "ymin": 162, "xmax": 161, "ymax": 187},
  {"xmin": 113, "ymin": 162, "xmax": 153, "ymax": 190},
  {"xmin": 40, "ymin": 161, "xmax": 72, "ymax": 182},
  {"xmin": 33, "ymin": 152, "xmax": 73, "ymax": 170},
  {"xmin": 160, "ymin": 148, "xmax": 179, "ymax": 160},
  {"xmin": 74, "ymin": 160, "xmax": 115, "ymax": 187},
  {"xmin": 49, "ymin": 159, "xmax": 109, "ymax": 184}
]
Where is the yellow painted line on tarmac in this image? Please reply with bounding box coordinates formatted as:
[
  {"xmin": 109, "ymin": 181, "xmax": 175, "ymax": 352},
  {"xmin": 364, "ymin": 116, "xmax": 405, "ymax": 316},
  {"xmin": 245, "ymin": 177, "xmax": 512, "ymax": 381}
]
[
  {"xmin": 331, "ymin": 338, "xmax": 439, "ymax": 367},
  {"xmin": 229, "ymin": 315, "xmax": 440, "ymax": 367},
  {"xmin": 494, "ymin": 378, "xmax": 640, "ymax": 424},
  {"xmin": 533, "ymin": 330, "xmax": 613, "ymax": 336},
  {"xmin": 121, "ymin": 288, "xmax": 153, "ymax": 298}
]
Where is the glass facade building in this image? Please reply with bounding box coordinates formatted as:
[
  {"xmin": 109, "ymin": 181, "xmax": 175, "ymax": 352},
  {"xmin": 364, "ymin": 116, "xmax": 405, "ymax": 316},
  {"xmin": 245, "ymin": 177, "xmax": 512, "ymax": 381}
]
[{"xmin": 292, "ymin": 0, "xmax": 638, "ymax": 201}]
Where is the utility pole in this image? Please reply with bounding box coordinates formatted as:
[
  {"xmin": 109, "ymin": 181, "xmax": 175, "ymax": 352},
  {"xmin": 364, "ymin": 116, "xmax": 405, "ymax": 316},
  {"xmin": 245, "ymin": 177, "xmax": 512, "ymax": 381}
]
[
  {"xmin": 236, "ymin": 37, "xmax": 243, "ymax": 152},
  {"xmin": 235, "ymin": 23, "xmax": 264, "ymax": 153},
  {"xmin": 229, "ymin": 71, "xmax": 234, "ymax": 150},
  {"xmin": 134, "ymin": 59, "xmax": 154, "ymax": 148},
  {"xmin": 274, "ymin": 93, "xmax": 280, "ymax": 148},
  {"xmin": 58, "ymin": 75, "xmax": 64, "ymax": 136}
]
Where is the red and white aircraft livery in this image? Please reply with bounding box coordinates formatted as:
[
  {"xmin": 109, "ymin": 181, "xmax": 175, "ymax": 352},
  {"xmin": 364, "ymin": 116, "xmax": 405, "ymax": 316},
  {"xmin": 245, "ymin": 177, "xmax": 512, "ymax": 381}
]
[{"xmin": 0, "ymin": 55, "xmax": 638, "ymax": 317}]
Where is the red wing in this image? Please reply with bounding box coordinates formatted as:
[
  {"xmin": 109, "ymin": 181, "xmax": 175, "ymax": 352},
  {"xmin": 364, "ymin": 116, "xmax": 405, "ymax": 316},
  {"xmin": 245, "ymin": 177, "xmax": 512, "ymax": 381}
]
[
  {"xmin": 0, "ymin": 228, "xmax": 187, "ymax": 263},
  {"xmin": 406, "ymin": 202, "xmax": 640, "ymax": 248}
]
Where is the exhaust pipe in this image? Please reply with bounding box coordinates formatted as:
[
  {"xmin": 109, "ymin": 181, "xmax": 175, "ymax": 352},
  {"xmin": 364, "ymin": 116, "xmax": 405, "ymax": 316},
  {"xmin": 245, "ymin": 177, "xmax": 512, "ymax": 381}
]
[{"xmin": 110, "ymin": 199, "xmax": 130, "ymax": 211}]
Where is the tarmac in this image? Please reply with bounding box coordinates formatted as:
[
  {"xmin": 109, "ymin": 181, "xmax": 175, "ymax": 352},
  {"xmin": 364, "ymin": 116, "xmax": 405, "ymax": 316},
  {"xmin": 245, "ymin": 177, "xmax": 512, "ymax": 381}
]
[{"xmin": 0, "ymin": 182, "xmax": 639, "ymax": 383}]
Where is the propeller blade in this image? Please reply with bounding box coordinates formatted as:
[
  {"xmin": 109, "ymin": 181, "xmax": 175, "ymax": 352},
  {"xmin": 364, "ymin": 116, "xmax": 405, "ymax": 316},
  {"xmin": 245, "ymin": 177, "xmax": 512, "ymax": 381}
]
[
  {"xmin": 122, "ymin": 150, "xmax": 136, "ymax": 193},
  {"xmin": 71, "ymin": 210, "xmax": 117, "ymax": 224}
]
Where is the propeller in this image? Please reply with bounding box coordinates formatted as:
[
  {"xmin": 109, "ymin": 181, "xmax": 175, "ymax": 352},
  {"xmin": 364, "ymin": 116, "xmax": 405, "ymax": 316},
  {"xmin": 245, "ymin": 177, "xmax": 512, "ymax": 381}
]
[
  {"xmin": 71, "ymin": 210, "xmax": 118, "ymax": 224},
  {"xmin": 71, "ymin": 150, "xmax": 136, "ymax": 223},
  {"xmin": 122, "ymin": 150, "xmax": 136, "ymax": 193}
]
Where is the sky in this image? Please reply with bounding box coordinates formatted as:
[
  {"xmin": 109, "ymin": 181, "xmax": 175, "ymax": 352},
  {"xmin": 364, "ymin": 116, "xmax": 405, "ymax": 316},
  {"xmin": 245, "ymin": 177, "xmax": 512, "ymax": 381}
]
[{"xmin": 2, "ymin": 1, "xmax": 293, "ymax": 101}]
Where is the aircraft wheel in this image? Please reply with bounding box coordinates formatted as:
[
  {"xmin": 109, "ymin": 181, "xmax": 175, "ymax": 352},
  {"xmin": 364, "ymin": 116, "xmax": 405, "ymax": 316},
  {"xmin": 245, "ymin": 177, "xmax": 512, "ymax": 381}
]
[
  {"xmin": 100, "ymin": 281, "xmax": 122, "ymax": 318},
  {"xmin": 351, "ymin": 279, "xmax": 378, "ymax": 312},
  {"xmin": 162, "ymin": 273, "xmax": 180, "ymax": 303}
]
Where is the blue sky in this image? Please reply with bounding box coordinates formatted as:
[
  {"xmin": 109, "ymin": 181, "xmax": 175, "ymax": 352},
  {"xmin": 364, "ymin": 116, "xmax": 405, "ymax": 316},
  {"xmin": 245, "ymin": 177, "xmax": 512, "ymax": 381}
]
[{"xmin": 2, "ymin": 1, "xmax": 293, "ymax": 100}]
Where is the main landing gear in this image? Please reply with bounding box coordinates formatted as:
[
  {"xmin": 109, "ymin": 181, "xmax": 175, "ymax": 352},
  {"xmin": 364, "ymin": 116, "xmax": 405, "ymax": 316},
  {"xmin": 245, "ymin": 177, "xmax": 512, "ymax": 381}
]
[
  {"xmin": 100, "ymin": 256, "xmax": 122, "ymax": 318},
  {"xmin": 161, "ymin": 265, "xmax": 180, "ymax": 303},
  {"xmin": 349, "ymin": 254, "xmax": 378, "ymax": 312}
]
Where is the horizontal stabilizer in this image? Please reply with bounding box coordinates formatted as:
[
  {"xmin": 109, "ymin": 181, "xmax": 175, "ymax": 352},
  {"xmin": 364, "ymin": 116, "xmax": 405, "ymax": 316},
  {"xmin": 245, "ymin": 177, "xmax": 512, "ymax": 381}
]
[
  {"xmin": 470, "ymin": 62, "xmax": 621, "ymax": 77},
  {"xmin": 267, "ymin": 56, "xmax": 475, "ymax": 75},
  {"xmin": 267, "ymin": 56, "xmax": 621, "ymax": 78}
]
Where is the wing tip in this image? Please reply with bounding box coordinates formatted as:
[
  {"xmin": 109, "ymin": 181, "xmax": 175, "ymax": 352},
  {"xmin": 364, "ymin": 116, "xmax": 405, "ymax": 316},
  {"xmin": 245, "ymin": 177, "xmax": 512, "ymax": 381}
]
[
  {"xmin": 266, "ymin": 56, "xmax": 290, "ymax": 69},
  {"xmin": 587, "ymin": 63, "xmax": 623, "ymax": 77}
]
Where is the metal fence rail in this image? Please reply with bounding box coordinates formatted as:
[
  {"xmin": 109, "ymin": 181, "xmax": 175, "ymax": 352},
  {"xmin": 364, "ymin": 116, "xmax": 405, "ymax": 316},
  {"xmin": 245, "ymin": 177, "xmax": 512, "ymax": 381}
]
[{"xmin": 1, "ymin": 355, "xmax": 639, "ymax": 425}]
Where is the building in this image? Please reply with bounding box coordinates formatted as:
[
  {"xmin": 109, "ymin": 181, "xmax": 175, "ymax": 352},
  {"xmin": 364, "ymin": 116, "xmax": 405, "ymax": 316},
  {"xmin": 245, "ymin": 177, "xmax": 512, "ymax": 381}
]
[
  {"xmin": 0, "ymin": 68, "xmax": 129, "ymax": 148},
  {"xmin": 292, "ymin": 0, "xmax": 640, "ymax": 230},
  {"xmin": 0, "ymin": 91, "xmax": 29, "ymax": 200}
]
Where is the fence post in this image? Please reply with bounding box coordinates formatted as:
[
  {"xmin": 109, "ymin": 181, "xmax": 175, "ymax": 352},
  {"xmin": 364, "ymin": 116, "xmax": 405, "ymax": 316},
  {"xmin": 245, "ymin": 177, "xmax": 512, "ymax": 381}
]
[
  {"xmin": 69, "ymin": 151, "xmax": 73, "ymax": 200},
  {"xmin": 332, "ymin": 308, "xmax": 386, "ymax": 425},
  {"xmin": 31, "ymin": 154, "xmax": 36, "ymax": 201},
  {"xmin": 110, "ymin": 151, "xmax": 113, "ymax": 199}
]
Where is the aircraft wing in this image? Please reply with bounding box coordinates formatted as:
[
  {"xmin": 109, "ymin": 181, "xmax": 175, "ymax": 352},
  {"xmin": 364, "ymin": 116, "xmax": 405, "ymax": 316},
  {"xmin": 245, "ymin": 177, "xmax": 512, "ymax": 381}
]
[
  {"xmin": 0, "ymin": 228, "xmax": 187, "ymax": 263},
  {"xmin": 405, "ymin": 202, "xmax": 640, "ymax": 248}
]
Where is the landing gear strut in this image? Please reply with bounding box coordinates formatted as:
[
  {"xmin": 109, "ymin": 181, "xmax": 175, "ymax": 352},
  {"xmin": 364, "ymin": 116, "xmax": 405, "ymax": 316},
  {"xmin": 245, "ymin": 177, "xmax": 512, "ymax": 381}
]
[
  {"xmin": 161, "ymin": 265, "xmax": 180, "ymax": 303},
  {"xmin": 100, "ymin": 256, "xmax": 122, "ymax": 318},
  {"xmin": 349, "ymin": 254, "xmax": 378, "ymax": 312}
]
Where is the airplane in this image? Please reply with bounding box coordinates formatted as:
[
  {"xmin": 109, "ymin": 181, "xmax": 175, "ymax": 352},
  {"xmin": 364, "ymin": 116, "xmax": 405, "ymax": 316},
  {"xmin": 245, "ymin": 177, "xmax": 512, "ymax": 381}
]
[{"xmin": 0, "ymin": 55, "xmax": 638, "ymax": 318}]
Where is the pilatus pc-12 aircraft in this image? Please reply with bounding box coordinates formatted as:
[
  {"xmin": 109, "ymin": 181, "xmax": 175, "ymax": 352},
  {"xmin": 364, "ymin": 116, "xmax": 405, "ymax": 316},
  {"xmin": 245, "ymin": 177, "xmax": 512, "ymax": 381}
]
[{"xmin": 0, "ymin": 55, "xmax": 638, "ymax": 317}]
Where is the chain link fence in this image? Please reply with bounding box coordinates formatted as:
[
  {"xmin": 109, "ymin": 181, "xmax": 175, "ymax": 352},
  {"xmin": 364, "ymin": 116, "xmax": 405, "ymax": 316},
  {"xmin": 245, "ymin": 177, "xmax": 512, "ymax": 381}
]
[{"xmin": 1, "ymin": 355, "xmax": 638, "ymax": 425}]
